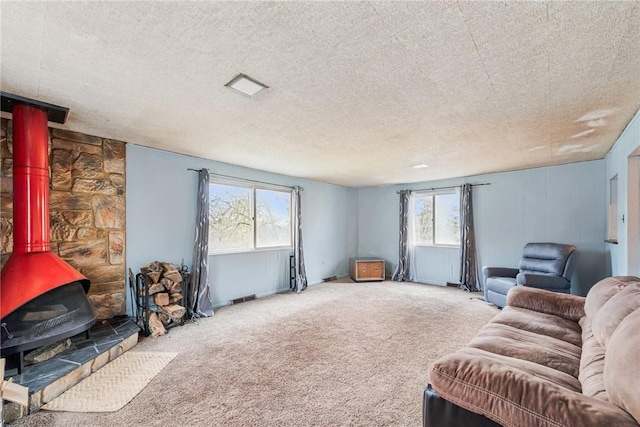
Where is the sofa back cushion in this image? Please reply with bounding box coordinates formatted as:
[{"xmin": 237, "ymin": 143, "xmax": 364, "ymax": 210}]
[
  {"xmin": 518, "ymin": 243, "xmax": 575, "ymax": 277},
  {"xmin": 604, "ymin": 308, "xmax": 640, "ymax": 423},
  {"xmin": 584, "ymin": 276, "xmax": 640, "ymax": 318},
  {"xmin": 581, "ymin": 276, "xmax": 640, "ymax": 422},
  {"xmin": 591, "ymin": 285, "xmax": 640, "ymax": 347}
]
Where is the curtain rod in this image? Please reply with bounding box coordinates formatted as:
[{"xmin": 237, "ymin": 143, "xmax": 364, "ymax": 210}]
[
  {"xmin": 188, "ymin": 168, "xmax": 303, "ymax": 191},
  {"xmin": 396, "ymin": 182, "xmax": 490, "ymax": 194}
]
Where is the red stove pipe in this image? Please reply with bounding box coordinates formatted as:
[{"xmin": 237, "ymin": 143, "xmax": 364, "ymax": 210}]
[
  {"xmin": 12, "ymin": 104, "xmax": 51, "ymax": 253},
  {"xmin": 1, "ymin": 103, "xmax": 89, "ymax": 318}
]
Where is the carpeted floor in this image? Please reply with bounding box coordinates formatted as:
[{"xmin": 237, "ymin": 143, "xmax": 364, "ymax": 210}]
[{"xmin": 13, "ymin": 279, "xmax": 499, "ymax": 427}]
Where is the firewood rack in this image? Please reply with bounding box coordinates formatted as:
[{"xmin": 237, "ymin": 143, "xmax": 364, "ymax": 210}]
[{"xmin": 129, "ymin": 267, "xmax": 190, "ymax": 337}]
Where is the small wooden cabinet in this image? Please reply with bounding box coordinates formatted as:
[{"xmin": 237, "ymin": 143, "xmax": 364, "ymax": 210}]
[{"xmin": 350, "ymin": 257, "xmax": 385, "ymax": 282}]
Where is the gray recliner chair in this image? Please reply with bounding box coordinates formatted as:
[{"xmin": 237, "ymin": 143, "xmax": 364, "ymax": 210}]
[{"xmin": 483, "ymin": 242, "xmax": 579, "ymax": 308}]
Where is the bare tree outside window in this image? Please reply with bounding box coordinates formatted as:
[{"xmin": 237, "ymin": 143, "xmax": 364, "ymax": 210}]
[
  {"xmin": 435, "ymin": 193, "xmax": 460, "ymax": 245},
  {"xmin": 413, "ymin": 192, "xmax": 460, "ymax": 246},
  {"xmin": 256, "ymin": 189, "xmax": 291, "ymax": 248},
  {"xmin": 414, "ymin": 196, "xmax": 433, "ymax": 244},
  {"xmin": 208, "ymin": 183, "xmax": 292, "ymax": 253},
  {"xmin": 209, "ymin": 184, "xmax": 252, "ymax": 251}
]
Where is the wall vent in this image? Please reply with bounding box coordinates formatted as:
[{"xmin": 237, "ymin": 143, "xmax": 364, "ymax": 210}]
[{"xmin": 231, "ymin": 294, "xmax": 256, "ymax": 305}]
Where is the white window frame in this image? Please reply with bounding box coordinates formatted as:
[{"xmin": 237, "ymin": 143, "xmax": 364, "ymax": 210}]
[
  {"xmin": 412, "ymin": 189, "xmax": 461, "ymax": 248},
  {"xmin": 208, "ymin": 180, "xmax": 293, "ymax": 255}
]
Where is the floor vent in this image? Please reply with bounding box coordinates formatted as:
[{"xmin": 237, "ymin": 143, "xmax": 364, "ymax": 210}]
[
  {"xmin": 323, "ymin": 276, "xmax": 338, "ymax": 282},
  {"xmin": 231, "ymin": 294, "xmax": 256, "ymax": 305}
]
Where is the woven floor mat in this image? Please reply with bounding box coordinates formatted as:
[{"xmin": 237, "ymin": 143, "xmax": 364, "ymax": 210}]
[{"xmin": 42, "ymin": 351, "xmax": 178, "ymax": 412}]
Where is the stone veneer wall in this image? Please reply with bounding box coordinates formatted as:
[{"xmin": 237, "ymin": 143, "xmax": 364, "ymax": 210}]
[{"xmin": 0, "ymin": 118, "xmax": 126, "ymax": 319}]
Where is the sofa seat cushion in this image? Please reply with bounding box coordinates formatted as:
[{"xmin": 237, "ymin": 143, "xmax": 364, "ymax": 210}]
[
  {"xmin": 442, "ymin": 347, "xmax": 581, "ymax": 392},
  {"xmin": 468, "ymin": 323, "xmax": 582, "ymax": 378},
  {"xmin": 492, "ymin": 306, "xmax": 582, "ymax": 347},
  {"xmin": 486, "ymin": 276, "xmax": 517, "ymax": 294},
  {"xmin": 429, "ymin": 347, "xmax": 639, "ymax": 427}
]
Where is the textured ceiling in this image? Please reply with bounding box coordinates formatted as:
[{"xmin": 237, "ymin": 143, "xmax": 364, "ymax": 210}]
[{"xmin": 1, "ymin": 1, "xmax": 639, "ymax": 188}]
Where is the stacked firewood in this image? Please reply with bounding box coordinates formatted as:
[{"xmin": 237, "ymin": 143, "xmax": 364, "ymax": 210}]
[{"xmin": 140, "ymin": 261, "xmax": 186, "ymax": 337}]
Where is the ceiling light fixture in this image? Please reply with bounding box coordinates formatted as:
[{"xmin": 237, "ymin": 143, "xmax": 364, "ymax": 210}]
[
  {"xmin": 225, "ymin": 73, "xmax": 269, "ymax": 97},
  {"xmin": 411, "ymin": 163, "xmax": 429, "ymax": 169}
]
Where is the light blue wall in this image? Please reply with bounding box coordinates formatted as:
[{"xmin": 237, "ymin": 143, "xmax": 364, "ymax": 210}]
[
  {"xmin": 126, "ymin": 144, "xmax": 358, "ymax": 308},
  {"xmin": 605, "ymin": 109, "xmax": 640, "ymax": 276},
  {"xmin": 126, "ymin": 114, "xmax": 634, "ymax": 308},
  {"xmin": 358, "ymin": 160, "xmax": 606, "ymax": 296}
]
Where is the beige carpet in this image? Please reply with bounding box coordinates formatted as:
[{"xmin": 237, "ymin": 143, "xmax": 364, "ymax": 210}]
[
  {"xmin": 14, "ymin": 280, "xmax": 499, "ymax": 427},
  {"xmin": 42, "ymin": 351, "xmax": 178, "ymax": 412}
]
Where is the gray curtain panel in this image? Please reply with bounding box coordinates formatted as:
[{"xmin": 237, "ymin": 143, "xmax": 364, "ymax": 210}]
[
  {"xmin": 291, "ymin": 186, "xmax": 308, "ymax": 293},
  {"xmin": 392, "ymin": 190, "xmax": 415, "ymax": 282},
  {"xmin": 459, "ymin": 183, "xmax": 481, "ymax": 292},
  {"xmin": 188, "ymin": 168, "xmax": 214, "ymax": 317}
]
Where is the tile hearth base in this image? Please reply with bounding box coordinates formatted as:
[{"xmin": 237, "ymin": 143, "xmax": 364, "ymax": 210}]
[{"xmin": 2, "ymin": 317, "xmax": 139, "ymax": 423}]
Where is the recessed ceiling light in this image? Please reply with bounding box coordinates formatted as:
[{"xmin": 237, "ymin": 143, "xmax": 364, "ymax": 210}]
[
  {"xmin": 411, "ymin": 163, "xmax": 429, "ymax": 169},
  {"xmin": 225, "ymin": 73, "xmax": 269, "ymax": 97}
]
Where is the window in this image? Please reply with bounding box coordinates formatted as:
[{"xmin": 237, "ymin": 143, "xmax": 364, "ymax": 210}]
[
  {"xmin": 209, "ymin": 182, "xmax": 292, "ymax": 253},
  {"xmin": 255, "ymin": 188, "xmax": 292, "ymax": 248},
  {"xmin": 412, "ymin": 191, "xmax": 460, "ymax": 246}
]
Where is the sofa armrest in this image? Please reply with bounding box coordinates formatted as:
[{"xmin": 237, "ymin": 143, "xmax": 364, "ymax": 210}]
[
  {"xmin": 482, "ymin": 266, "xmax": 519, "ymax": 279},
  {"xmin": 429, "ymin": 350, "xmax": 638, "ymax": 427},
  {"xmin": 506, "ymin": 286, "xmax": 585, "ymax": 322},
  {"xmin": 516, "ymin": 273, "xmax": 570, "ymax": 290}
]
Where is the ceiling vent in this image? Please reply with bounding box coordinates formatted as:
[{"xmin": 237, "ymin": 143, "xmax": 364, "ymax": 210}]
[{"xmin": 225, "ymin": 73, "xmax": 269, "ymax": 97}]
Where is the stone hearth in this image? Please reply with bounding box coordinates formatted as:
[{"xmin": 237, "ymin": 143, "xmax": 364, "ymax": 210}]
[{"xmin": 2, "ymin": 318, "xmax": 139, "ymax": 423}]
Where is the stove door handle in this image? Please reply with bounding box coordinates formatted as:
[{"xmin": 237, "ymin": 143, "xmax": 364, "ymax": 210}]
[{"xmin": 1, "ymin": 322, "xmax": 13, "ymax": 339}]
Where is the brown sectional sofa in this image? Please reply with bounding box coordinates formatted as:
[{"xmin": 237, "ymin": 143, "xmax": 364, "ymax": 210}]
[{"xmin": 426, "ymin": 276, "xmax": 640, "ymax": 427}]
